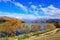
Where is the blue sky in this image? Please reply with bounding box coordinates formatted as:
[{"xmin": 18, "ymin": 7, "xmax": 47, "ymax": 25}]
[{"xmin": 0, "ymin": 0, "xmax": 60, "ymax": 20}]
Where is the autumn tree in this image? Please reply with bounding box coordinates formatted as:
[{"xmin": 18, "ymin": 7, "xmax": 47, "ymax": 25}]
[
  {"xmin": 20, "ymin": 24, "xmax": 30, "ymax": 33},
  {"xmin": 31, "ymin": 24, "xmax": 41, "ymax": 32},
  {"xmin": 0, "ymin": 18, "xmax": 23, "ymax": 37},
  {"xmin": 23, "ymin": 25, "xmax": 30, "ymax": 33},
  {"xmin": 45, "ymin": 23, "xmax": 55, "ymax": 30}
]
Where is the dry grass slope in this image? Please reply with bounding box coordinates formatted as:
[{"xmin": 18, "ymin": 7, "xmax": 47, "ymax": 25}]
[
  {"xmin": 24, "ymin": 28, "xmax": 60, "ymax": 40},
  {"xmin": 0, "ymin": 28, "xmax": 60, "ymax": 40}
]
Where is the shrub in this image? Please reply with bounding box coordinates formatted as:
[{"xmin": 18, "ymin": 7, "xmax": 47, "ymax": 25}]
[
  {"xmin": 45, "ymin": 23, "xmax": 55, "ymax": 30},
  {"xmin": 31, "ymin": 24, "xmax": 41, "ymax": 32},
  {"xmin": 55, "ymin": 21, "xmax": 60, "ymax": 28}
]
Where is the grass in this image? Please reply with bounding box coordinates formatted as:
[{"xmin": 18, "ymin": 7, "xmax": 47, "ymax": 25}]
[
  {"xmin": 32, "ymin": 28, "xmax": 55, "ymax": 36},
  {"xmin": 0, "ymin": 38, "xmax": 8, "ymax": 40},
  {"xmin": 0, "ymin": 28, "xmax": 57, "ymax": 40},
  {"xmin": 32, "ymin": 31, "xmax": 45, "ymax": 36},
  {"xmin": 18, "ymin": 34, "xmax": 30, "ymax": 40}
]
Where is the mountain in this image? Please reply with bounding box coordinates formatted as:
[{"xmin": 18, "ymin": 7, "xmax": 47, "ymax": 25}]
[
  {"xmin": 46, "ymin": 19, "xmax": 60, "ymax": 23},
  {"xmin": 0, "ymin": 16, "xmax": 60, "ymax": 23},
  {"xmin": 22, "ymin": 19, "xmax": 60, "ymax": 23},
  {"xmin": 0, "ymin": 16, "xmax": 12, "ymax": 24}
]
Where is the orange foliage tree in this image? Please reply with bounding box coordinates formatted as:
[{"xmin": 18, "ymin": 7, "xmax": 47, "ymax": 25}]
[
  {"xmin": 20, "ymin": 24, "xmax": 30, "ymax": 33},
  {"xmin": 0, "ymin": 18, "xmax": 23, "ymax": 37},
  {"xmin": 31, "ymin": 24, "xmax": 41, "ymax": 32}
]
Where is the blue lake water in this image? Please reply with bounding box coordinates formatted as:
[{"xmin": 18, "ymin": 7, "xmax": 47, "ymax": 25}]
[{"xmin": 24, "ymin": 23, "xmax": 49, "ymax": 31}]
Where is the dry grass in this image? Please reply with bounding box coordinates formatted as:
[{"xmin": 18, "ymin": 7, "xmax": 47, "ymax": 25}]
[
  {"xmin": 24, "ymin": 28, "xmax": 60, "ymax": 40},
  {"xmin": 0, "ymin": 28, "xmax": 59, "ymax": 40}
]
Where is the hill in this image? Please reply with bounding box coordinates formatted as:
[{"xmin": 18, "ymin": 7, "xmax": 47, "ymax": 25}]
[
  {"xmin": 0, "ymin": 16, "xmax": 24, "ymax": 37},
  {"xmin": 0, "ymin": 16, "xmax": 23, "ymax": 23},
  {"xmin": 22, "ymin": 19, "xmax": 60, "ymax": 23}
]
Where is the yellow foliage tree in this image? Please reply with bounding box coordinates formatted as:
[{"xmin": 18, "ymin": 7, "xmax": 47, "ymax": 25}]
[
  {"xmin": 0, "ymin": 18, "xmax": 23, "ymax": 37},
  {"xmin": 45, "ymin": 23, "xmax": 55, "ymax": 30}
]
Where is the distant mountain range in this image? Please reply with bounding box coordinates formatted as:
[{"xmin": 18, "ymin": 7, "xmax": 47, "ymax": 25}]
[
  {"xmin": 22, "ymin": 19, "xmax": 60, "ymax": 23},
  {"xmin": 0, "ymin": 16, "xmax": 60, "ymax": 23}
]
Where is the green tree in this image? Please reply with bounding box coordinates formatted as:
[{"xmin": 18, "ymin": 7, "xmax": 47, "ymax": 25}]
[{"xmin": 55, "ymin": 21, "xmax": 60, "ymax": 28}]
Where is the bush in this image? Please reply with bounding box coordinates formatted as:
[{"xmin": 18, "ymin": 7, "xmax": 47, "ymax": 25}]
[
  {"xmin": 55, "ymin": 21, "xmax": 60, "ymax": 28},
  {"xmin": 18, "ymin": 34, "xmax": 30, "ymax": 40},
  {"xmin": 45, "ymin": 23, "xmax": 55, "ymax": 30},
  {"xmin": 31, "ymin": 24, "xmax": 41, "ymax": 32}
]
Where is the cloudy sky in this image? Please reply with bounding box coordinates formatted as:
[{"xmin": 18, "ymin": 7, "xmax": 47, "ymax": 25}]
[{"xmin": 0, "ymin": 0, "xmax": 60, "ymax": 20}]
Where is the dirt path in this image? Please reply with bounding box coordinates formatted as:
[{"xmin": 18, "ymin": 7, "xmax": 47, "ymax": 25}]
[
  {"xmin": 24, "ymin": 28, "xmax": 60, "ymax": 40},
  {"xmin": 33, "ymin": 31, "xmax": 60, "ymax": 40}
]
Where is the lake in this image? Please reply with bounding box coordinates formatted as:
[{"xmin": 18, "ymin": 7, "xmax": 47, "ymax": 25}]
[{"xmin": 24, "ymin": 23, "xmax": 49, "ymax": 31}]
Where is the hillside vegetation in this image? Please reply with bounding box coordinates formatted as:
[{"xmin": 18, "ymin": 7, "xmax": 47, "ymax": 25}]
[
  {"xmin": 0, "ymin": 28, "xmax": 60, "ymax": 40},
  {"xmin": 0, "ymin": 16, "xmax": 60, "ymax": 40},
  {"xmin": 0, "ymin": 16, "xmax": 30, "ymax": 37}
]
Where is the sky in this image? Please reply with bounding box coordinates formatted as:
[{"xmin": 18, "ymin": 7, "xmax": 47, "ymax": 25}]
[{"xmin": 0, "ymin": 0, "xmax": 60, "ymax": 20}]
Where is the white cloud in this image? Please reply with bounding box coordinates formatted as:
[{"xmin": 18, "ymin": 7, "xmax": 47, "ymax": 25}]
[
  {"xmin": 31, "ymin": 5, "xmax": 37, "ymax": 10},
  {"xmin": 0, "ymin": 0, "xmax": 60, "ymax": 19},
  {"xmin": 29, "ymin": 4, "xmax": 60, "ymax": 19},
  {"xmin": 12, "ymin": 2, "xmax": 28, "ymax": 13},
  {"xmin": 29, "ymin": 2, "xmax": 32, "ymax": 4},
  {"xmin": 0, "ymin": 11, "xmax": 44, "ymax": 20},
  {"xmin": 0, "ymin": 0, "xmax": 28, "ymax": 13},
  {"xmin": 40, "ymin": 4, "xmax": 60, "ymax": 19},
  {"xmin": 30, "ymin": 5, "xmax": 41, "ymax": 16},
  {"xmin": 33, "ymin": 11, "xmax": 39, "ymax": 15},
  {"xmin": 1, "ymin": 10, "xmax": 60, "ymax": 20},
  {"xmin": 0, "ymin": 0, "xmax": 15, "ymax": 2},
  {"xmin": 0, "ymin": 0, "xmax": 12, "ymax": 2},
  {"xmin": 39, "ymin": 5, "xmax": 42, "ymax": 7},
  {"xmin": 40, "ymin": 5, "xmax": 60, "ymax": 15}
]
